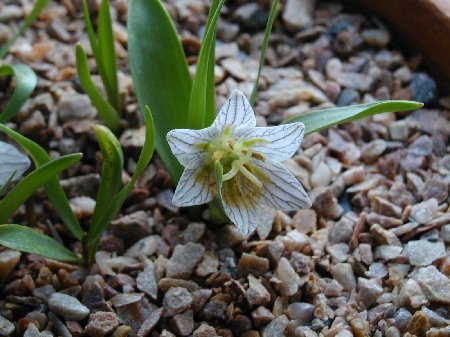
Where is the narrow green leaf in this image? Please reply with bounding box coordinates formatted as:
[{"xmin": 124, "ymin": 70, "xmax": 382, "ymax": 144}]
[
  {"xmin": 75, "ymin": 43, "xmax": 120, "ymax": 131},
  {"xmin": 250, "ymin": 0, "xmax": 279, "ymax": 105},
  {"xmin": 0, "ymin": 124, "xmax": 85, "ymax": 240},
  {"xmin": 90, "ymin": 124, "xmax": 124, "ymax": 231},
  {"xmin": 0, "ymin": 0, "xmax": 50, "ymax": 58},
  {"xmin": 283, "ymin": 101, "xmax": 424, "ymax": 135},
  {"xmin": 0, "ymin": 224, "xmax": 80, "ymax": 263},
  {"xmin": 98, "ymin": 0, "xmax": 121, "ymax": 112},
  {"xmin": 0, "ymin": 64, "xmax": 37, "ymax": 123},
  {"xmin": 188, "ymin": 0, "xmax": 225, "ymax": 129},
  {"xmin": 86, "ymin": 106, "xmax": 155, "ymax": 263},
  {"xmin": 128, "ymin": 0, "xmax": 191, "ymax": 181},
  {"xmin": 82, "ymin": 0, "xmax": 100, "ymax": 62},
  {"xmin": 0, "ymin": 153, "xmax": 82, "ymax": 224}
]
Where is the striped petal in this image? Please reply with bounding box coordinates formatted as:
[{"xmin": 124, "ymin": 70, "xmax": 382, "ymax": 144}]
[
  {"xmin": 172, "ymin": 166, "xmax": 216, "ymax": 206},
  {"xmin": 235, "ymin": 122, "xmax": 305, "ymax": 162},
  {"xmin": 212, "ymin": 90, "xmax": 256, "ymax": 131},
  {"xmin": 167, "ymin": 127, "xmax": 217, "ymax": 168},
  {"xmin": 252, "ymin": 159, "xmax": 311, "ymax": 210},
  {"xmin": 220, "ymin": 172, "xmax": 262, "ymax": 235}
]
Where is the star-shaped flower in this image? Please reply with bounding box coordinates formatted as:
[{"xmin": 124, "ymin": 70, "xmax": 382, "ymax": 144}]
[{"xmin": 167, "ymin": 90, "xmax": 311, "ymax": 235}]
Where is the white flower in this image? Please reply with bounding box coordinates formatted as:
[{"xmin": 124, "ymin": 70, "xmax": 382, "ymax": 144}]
[{"xmin": 167, "ymin": 90, "xmax": 311, "ymax": 235}]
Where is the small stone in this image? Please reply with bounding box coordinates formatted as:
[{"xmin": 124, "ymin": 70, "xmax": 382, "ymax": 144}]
[
  {"xmin": 20, "ymin": 111, "xmax": 46, "ymax": 134},
  {"xmin": 410, "ymin": 198, "xmax": 438, "ymax": 224},
  {"xmin": 237, "ymin": 253, "xmax": 269, "ymax": 277},
  {"xmin": 311, "ymin": 187, "xmax": 343, "ymax": 219},
  {"xmin": 426, "ymin": 326, "xmax": 450, "ymax": 337},
  {"xmin": 110, "ymin": 211, "xmax": 152, "ymax": 245},
  {"xmin": 262, "ymin": 314, "xmax": 289, "ymax": 337},
  {"xmin": 0, "ymin": 250, "xmax": 21, "ymax": 283},
  {"xmin": 393, "ymin": 308, "xmax": 413, "ymax": 332},
  {"xmin": 196, "ymin": 252, "xmax": 219, "ymax": 277},
  {"xmin": 0, "ymin": 315, "xmax": 15, "ymax": 336},
  {"xmin": 421, "ymin": 307, "xmax": 450, "ymax": 327},
  {"xmin": 370, "ymin": 224, "xmax": 402, "ymax": 246},
  {"xmin": 367, "ymin": 213, "xmax": 403, "ymax": 229},
  {"xmin": 163, "ymin": 287, "xmax": 193, "ymax": 317},
  {"xmin": 330, "ymin": 263, "xmax": 356, "ymax": 291},
  {"xmin": 286, "ymin": 302, "xmax": 314, "ymax": 324},
  {"xmin": 85, "ymin": 312, "xmax": 120, "ymax": 337},
  {"xmin": 23, "ymin": 323, "xmax": 53, "ymax": 337},
  {"xmin": 423, "ymin": 177, "xmax": 448, "ymax": 203},
  {"xmin": 282, "ymin": 0, "xmax": 315, "ymax": 32},
  {"xmin": 394, "ymin": 66, "xmax": 413, "ymax": 83},
  {"xmin": 350, "ymin": 318, "xmax": 370, "ymax": 337},
  {"xmin": 221, "ymin": 58, "xmax": 247, "ymax": 81},
  {"xmin": 374, "ymin": 245, "xmax": 404, "ymax": 261},
  {"xmin": 191, "ymin": 289, "xmax": 212, "ymax": 312},
  {"xmin": 136, "ymin": 265, "xmax": 158, "ymax": 300},
  {"xmin": 416, "ymin": 266, "xmax": 450, "ymax": 304},
  {"xmin": 159, "ymin": 278, "xmax": 199, "ymax": 293},
  {"xmin": 336, "ymin": 88, "xmax": 359, "ymax": 106},
  {"xmin": 366, "ymin": 262, "xmax": 388, "ymax": 278},
  {"xmin": 389, "ymin": 120, "xmax": 410, "ymax": 140},
  {"xmin": 358, "ymin": 278, "xmax": 383, "ymax": 307},
  {"xmin": 136, "ymin": 308, "xmax": 163, "ymax": 337},
  {"xmin": 70, "ymin": 197, "xmax": 96, "ymax": 220},
  {"xmin": 246, "ymin": 275, "xmax": 270, "ymax": 307},
  {"xmin": 405, "ymin": 240, "xmax": 446, "ymax": 266},
  {"xmin": 193, "ymin": 324, "xmax": 217, "ymax": 337},
  {"xmin": 58, "ymin": 94, "xmax": 96, "ymax": 122},
  {"xmin": 327, "ymin": 243, "xmax": 349, "ymax": 262},
  {"xmin": 172, "ymin": 310, "xmax": 194, "ymax": 336},
  {"xmin": 410, "ymin": 72, "xmax": 437, "ymax": 105},
  {"xmin": 120, "ymin": 126, "xmax": 146, "ymax": 148},
  {"xmin": 441, "ymin": 225, "xmax": 450, "ymax": 242},
  {"xmin": 385, "ymin": 327, "xmax": 400, "ymax": 337},
  {"xmin": 310, "ymin": 162, "xmax": 331, "ymax": 187},
  {"xmin": 49, "ymin": 293, "xmax": 90, "ymax": 321},
  {"xmin": 292, "ymin": 209, "xmax": 317, "ymax": 234},
  {"xmin": 361, "ymin": 29, "xmax": 391, "ymax": 48},
  {"xmin": 125, "ymin": 235, "xmax": 170, "ymax": 258},
  {"xmin": 181, "ymin": 223, "xmax": 206, "ymax": 243},
  {"xmin": 81, "ymin": 275, "xmax": 110, "ymax": 312},
  {"xmin": 48, "ymin": 19, "xmax": 71, "ymax": 42},
  {"xmin": 371, "ymin": 197, "xmax": 402, "ymax": 218},
  {"xmin": 277, "ymin": 257, "xmax": 300, "ymax": 296},
  {"xmin": 406, "ymin": 311, "xmax": 430, "ymax": 337},
  {"xmin": 166, "ymin": 243, "xmax": 205, "ymax": 279},
  {"xmin": 251, "ymin": 306, "xmax": 274, "ymax": 328},
  {"xmin": 397, "ymin": 279, "xmax": 429, "ymax": 309},
  {"xmin": 361, "ymin": 140, "xmax": 387, "ymax": 163},
  {"xmin": 408, "ymin": 135, "xmax": 433, "ymax": 157}
]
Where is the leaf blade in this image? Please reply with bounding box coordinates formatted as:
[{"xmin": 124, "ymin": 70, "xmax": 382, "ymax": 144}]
[
  {"xmin": 0, "ymin": 224, "xmax": 80, "ymax": 263},
  {"xmin": 128, "ymin": 0, "xmax": 191, "ymax": 181},
  {"xmin": 283, "ymin": 100, "xmax": 424, "ymax": 135}
]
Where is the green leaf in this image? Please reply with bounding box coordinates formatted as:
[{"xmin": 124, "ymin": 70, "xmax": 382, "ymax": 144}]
[
  {"xmin": 0, "ymin": 64, "xmax": 37, "ymax": 123},
  {"xmin": 188, "ymin": 0, "xmax": 225, "ymax": 129},
  {"xmin": 0, "ymin": 224, "xmax": 80, "ymax": 263},
  {"xmin": 0, "ymin": 124, "xmax": 85, "ymax": 240},
  {"xmin": 0, "ymin": 153, "xmax": 82, "ymax": 224},
  {"xmin": 128, "ymin": 0, "xmax": 191, "ymax": 182},
  {"xmin": 283, "ymin": 100, "xmax": 424, "ymax": 135},
  {"xmin": 97, "ymin": 0, "xmax": 121, "ymax": 112},
  {"xmin": 75, "ymin": 43, "xmax": 120, "ymax": 131},
  {"xmin": 0, "ymin": 0, "xmax": 50, "ymax": 59},
  {"xmin": 86, "ymin": 106, "xmax": 155, "ymax": 264},
  {"xmin": 250, "ymin": 0, "xmax": 279, "ymax": 105},
  {"xmin": 90, "ymin": 124, "xmax": 124, "ymax": 232}
]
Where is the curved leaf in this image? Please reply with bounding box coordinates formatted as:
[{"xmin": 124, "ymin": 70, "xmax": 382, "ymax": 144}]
[
  {"xmin": 128, "ymin": 0, "xmax": 191, "ymax": 181},
  {"xmin": 0, "ymin": 64, "xmax": 37, "ymax": 123},
  {"xmin": 283, "ymin": 100, "xmax": 424, "ymax": 135},
  {"xmin": 86, "ymin": 107, "xmax": 155, "ymax": 264},
  {"xmin": 0, "ymin": 153, "xmax": 83, "ymax": 224},
  {"xmin": 0, "ymin": 0, "xmax": 50, "ymax": 58},
  {"xmin": 75, "ymin": 43, "xmax": 120, "ymax": 131},
  {"xmin": 0, "ymin": 124, "xmax": 85, "ymax": 239},
  {"xmin": 0, "ymin": 224, "xmax": 80, "ymax": 263},
  {"xmin": 187, "ymin": 0, "xmax": 225, "ymax": 129}
]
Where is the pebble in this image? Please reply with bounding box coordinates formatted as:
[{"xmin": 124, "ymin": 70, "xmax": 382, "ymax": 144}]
[
  {"xmin": 336, "ymin": 88, "xmax": 359, "ymax": 106},
  {"xmin": 246, "ymin": 275, "xmax": 270, "ymax": 307},
  {"xmin": 310, "ymin": 162, "xmax": 332, "ymax": 187},
  {"xmin": 23, "ymin": 323, "xmax": 53, "ymax": 337},
  {"xmin": 282, "ymin": 0, "xmax": 315, "ymax": 31},
  {"xmin": 237, "ymin": 253, "xmax": 270, "ymax": 277},
  {"xmin": 58, "ymin": 94, "xmax": 96, "ymax": 122},
  {"xmin": 181, "ymin": 222, "xmax": 206, "ymax": 243},
  {"xmin": 358, "ymin": 278, "xmax": 383, "ymax": 307},
  {"xmin": 0, "ymin": 250, "xmax": 21, "ymax": 283},
  {"xmin": 330, "ymin": 263, "xmax": 356, "ymax": 291},
  {"xmin": 286, "ymin": 302, "xmax": 315, "ymax": 324},
  {"xmin": 361, "ymin": 29, "xmax": 391, "ymax": 48},
  {"xmin": 136, "ymin": 265, "xmax": 158, "ymax": 300},
  {"xmin": 0, "ymin": 5, "xmax": 23, "ymax": 21},
  {"xmin": 262, "ymin": 314, "xmax": 289, "ymax": 337},
  {"xmin": 277, "ymin": 257, "xmax": 301, "ymax": 296},
  {"xmin": 172, "ymin": 310, "xmax": 194, "ymax": 336},
  {"xmin": 416, "ymin": 266, "xmax": 450, "ymax": 304},
  {"xmin": 292, "ymin": 209, "xmax": 317, "ymax": 234},
  {"xmin": 85, "ymin": 311, "xmax": 120, "ymax": 337},
  {"xmin": 397, "ymin": 279, "xmax": 429, "ymax": 309},
  {"xmin": 251, "ymin": 306, "xmax": 274, "ymax": 328},
  {"xmin": 410, "ymin": 72, "xmax": 437, "ymax": 104},
  {"xmin": 48, "ymin": 293, "xmax": 90, "ymax": 321},
  {"xmin": 405, "ymin": 240, "xmax": 446, "ymax": 266},
  {"xmin": 110, "ymin": 211, "xmax": 152, "ymax": 245},
  {"xmin": 370, "ymin": 224, "xmax": 402, "ymax": 246},
  {"xmin": 196, "ymin": 252, "xmax": 219, "ymax": 277},
  {"xmin": 350, "ymin": 318, "xmax": 370, "ymax": 337},
  {"xmin": 163, "ymin": 287, "xmax": 193, "ymax": 317},
  {"xmin": 361, "ymin": 139, "xmax": 387, "ymax": 163},
  {"xmin": 166, "ymin": 243, "xmax": 205, "ymax": 279},
  {"xmin": 406, "ymin": 311, "xmax": 431, "ymax": 336},
  {"xmin": 311, "ymin": 187, "xmax": 343, "ymax": 219},
  {"xmin": 0, "ymin": 315, "xmax": 15, "ymax": 336},
  {"xmin": 119, "ymin": 126, "xmax": 146, "ymax": 148},
  {"xmin": 193, "ymin": 324, "xmax": 217, "ymax": 337},
  {"xmin": 410, "ymin": 198, "xmax": 438, "ymax": 224},
  {"xmin": 136, "ymin": 308, "xmax": 163, "ymax": 337}
]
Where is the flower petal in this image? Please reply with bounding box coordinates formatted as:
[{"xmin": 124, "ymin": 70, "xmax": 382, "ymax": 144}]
[
  {"xmin": 235, "ymin": 122, "xmax": 305, "ymax": 162},
  {"xmin": 252, "ymin": 159, "xmax": 311, "ymax": 210},
  {"xmin": 212, "ymin": 90, "xmax": 256, "ymax": 131},
  {"xmin": 173, "ymin": 166, "xmax": 216, "ymax": 206},
  {"xmin": 167, "ymin": 127, "xmax": 217, "ymax": 168},
  {"xmin": 220, "ymin": 173, "xmax": 262, "ymax": 235}
]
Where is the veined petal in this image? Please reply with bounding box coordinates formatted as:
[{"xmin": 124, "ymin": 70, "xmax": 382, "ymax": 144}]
[
  {"xmin": 212, "ymin": 90, "xmax": 256, "ymax": 131},
  {"xmin": 235, "ymin": 122, "xmax": 305, "ymax": 162},
  {"xmin": 173, "ymin": 166, "xmax": 216, "ymax": 206},
  {"xmin": 221, "ymin": 172, "xmax": 262, "ymax": 235},
  {"xmin": 251, "ymin": 160, "xmax": 311, "ymax": 210},
  {"xmin": 167, "ymin": 127, "xmax": 217, "ymax": 168}
]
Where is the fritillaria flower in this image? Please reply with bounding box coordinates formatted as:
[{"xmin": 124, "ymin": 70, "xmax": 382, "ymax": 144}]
[{"xmin": 167, "ymin": 90, "xmax": 311, "ymax": 234}]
